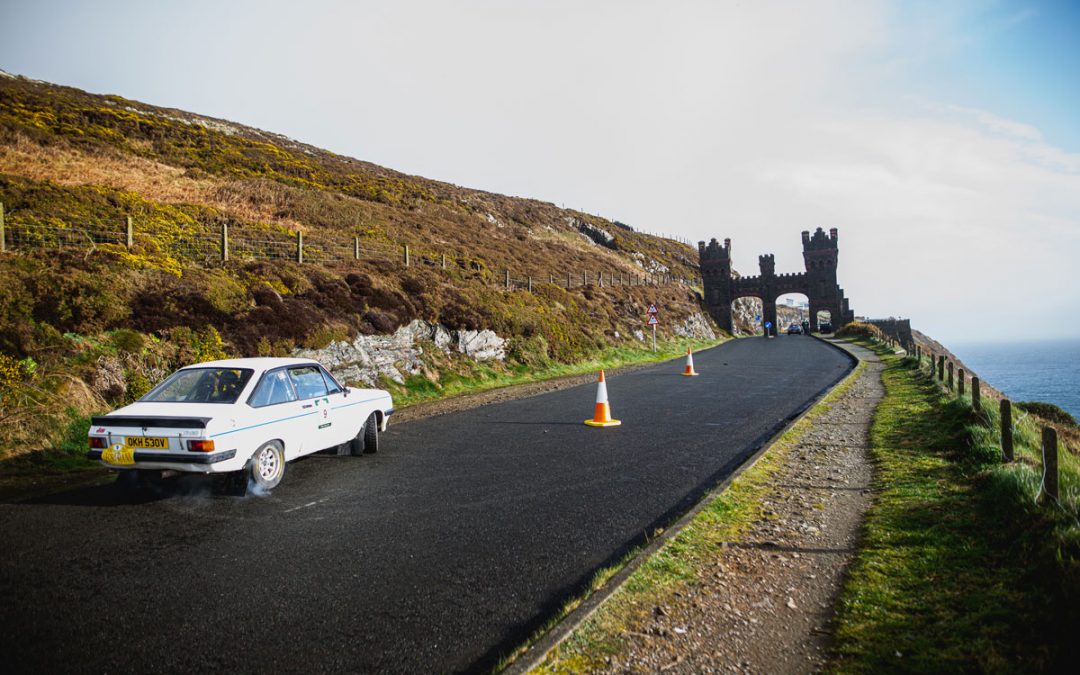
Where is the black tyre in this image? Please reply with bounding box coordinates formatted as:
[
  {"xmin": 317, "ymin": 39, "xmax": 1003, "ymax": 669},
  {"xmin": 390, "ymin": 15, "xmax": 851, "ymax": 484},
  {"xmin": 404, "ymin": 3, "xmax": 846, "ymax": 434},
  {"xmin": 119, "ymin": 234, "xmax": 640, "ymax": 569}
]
[
  {"xmin": 248, "ymin": 441, "xmax": 285, "ymax": 492},
  {"xmin": 350, "ymin": 412, "xmax": 379, "ymax": 456},
  {"xmin": 363, "ymin": 412, "xmax": 379, "ymax": 454}
]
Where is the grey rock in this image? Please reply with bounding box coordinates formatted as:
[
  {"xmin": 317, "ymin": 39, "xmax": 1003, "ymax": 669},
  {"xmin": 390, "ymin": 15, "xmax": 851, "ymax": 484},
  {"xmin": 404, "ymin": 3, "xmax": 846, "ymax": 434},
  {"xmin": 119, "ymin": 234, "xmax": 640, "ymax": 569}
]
[{"xmin": 294, "ymin": 319, "xmax": 506, "ymax": 387}]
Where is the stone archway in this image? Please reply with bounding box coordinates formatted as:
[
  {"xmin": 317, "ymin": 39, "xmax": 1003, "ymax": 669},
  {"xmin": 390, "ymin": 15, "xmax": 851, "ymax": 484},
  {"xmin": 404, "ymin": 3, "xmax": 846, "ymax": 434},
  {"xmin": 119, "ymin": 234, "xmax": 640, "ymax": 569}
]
[{"xmin": 699, "ymin": 228, "xmax": 855, "ymax": 334}]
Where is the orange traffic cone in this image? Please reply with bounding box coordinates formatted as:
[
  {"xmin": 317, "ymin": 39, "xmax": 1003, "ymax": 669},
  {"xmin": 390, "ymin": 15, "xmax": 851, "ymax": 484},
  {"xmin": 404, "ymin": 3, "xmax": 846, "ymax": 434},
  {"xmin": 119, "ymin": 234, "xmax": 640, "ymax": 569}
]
[
  {"xmin": 584, "ymin": 370, "xmax": 621, "ymax": 427},
  {"xmin": 681, "ymin": 347, "xmax": 699, "ymax": 376}
]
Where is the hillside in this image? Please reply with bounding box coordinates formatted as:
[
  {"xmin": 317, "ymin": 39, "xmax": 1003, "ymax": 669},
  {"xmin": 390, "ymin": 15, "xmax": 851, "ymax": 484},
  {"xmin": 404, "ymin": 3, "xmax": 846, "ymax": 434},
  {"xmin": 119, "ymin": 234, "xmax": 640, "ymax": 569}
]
[{"xmin": 0, "ymin": 71, "xmax": 719, "ymax": 458}]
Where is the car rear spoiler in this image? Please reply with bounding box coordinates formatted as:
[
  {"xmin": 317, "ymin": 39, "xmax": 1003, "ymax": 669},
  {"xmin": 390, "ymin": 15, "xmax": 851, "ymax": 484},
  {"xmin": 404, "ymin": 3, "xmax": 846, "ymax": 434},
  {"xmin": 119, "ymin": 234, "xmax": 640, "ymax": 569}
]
[{"xmin": 90, "ymin": 416, "xmax": 212, "ymax": 429}]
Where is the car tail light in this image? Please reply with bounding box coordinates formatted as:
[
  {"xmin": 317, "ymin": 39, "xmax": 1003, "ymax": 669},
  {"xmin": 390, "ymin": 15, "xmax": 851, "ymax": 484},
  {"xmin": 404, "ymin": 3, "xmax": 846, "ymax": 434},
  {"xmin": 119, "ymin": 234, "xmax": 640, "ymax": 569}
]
[
  {"xmin": 188, "ymin": 439, "xmax": 216, "ymax": 453},
  {"xmin": 88, "ymin": 436, "xmax": 107, "ymax": 449}
]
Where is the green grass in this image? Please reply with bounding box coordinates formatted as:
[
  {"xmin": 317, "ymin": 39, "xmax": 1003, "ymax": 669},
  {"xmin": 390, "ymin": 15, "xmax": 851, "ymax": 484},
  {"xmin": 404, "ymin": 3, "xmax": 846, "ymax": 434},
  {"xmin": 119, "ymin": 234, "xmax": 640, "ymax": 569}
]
[
  {"xmin": 385, "ymin": 336, "xmax": 726, "ymax": 410},
  {"xmin": 828, "ymin": 344, "xmax": 1080, "ymax": 672},
  {"xmin": 515, "ymin": 357, "xmax": 867, "ymax": 673}
]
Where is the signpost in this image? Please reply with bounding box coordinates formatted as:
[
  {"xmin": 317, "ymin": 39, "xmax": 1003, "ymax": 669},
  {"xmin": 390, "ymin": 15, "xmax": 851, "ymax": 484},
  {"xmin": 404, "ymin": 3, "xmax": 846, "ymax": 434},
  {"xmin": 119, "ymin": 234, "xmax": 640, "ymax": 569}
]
[{"xmin": 647, "ymin": 304, "xmax": 659, "ymax": 351}]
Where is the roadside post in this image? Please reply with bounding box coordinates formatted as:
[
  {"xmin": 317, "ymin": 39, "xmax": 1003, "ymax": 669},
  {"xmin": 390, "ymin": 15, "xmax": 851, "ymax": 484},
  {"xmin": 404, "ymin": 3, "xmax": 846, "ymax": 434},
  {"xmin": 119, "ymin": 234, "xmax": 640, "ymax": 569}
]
[
  {"xmin": 1001, "ymin": 399, "xmax": 1014, "ymax": 461},
  {"xmin": 647, "ymin": 303, "xmax": 659, "ymax": 352},
  {"xmin": 1044, "ymin": 427, "xmax": 1059, "ymax": 504},
  {"xmin": 764, "ymin": 321, "xmax": 773, "ymax": 339}
]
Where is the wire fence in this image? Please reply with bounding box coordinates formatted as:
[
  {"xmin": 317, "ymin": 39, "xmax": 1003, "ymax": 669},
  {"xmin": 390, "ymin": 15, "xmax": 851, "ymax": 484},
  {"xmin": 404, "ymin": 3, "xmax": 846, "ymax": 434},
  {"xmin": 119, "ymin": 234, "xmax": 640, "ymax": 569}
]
[
  {"xmin": 0, "ymin": 206, "xmax": 704, "ymax": 294},
  {"xmin": 898, "ymin": 338, "xmax": 1080, "ymax": 518}
]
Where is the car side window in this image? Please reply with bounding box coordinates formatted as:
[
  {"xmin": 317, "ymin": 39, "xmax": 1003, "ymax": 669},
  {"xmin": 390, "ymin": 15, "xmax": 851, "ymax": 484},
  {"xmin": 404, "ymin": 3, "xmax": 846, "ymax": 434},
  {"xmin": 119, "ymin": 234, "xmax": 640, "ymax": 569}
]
[
  {"xmin": 319, "ymin": 367, "xmax": 343, "ymax": 395},
  {"xmin": 289, "ymin": 366, "xmax": 329, "ymax": 400},
  {"xmin": 248, "ymin": 370, "xmax": 297, "ymax": 408}
]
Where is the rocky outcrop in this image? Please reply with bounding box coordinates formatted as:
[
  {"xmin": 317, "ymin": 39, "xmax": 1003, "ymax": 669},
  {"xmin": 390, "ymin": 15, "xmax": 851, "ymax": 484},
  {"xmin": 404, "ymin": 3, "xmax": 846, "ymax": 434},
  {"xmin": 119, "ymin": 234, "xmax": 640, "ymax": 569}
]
[
  {"xmin": 294, "ymin": 320, "xmax": 506, "ymax": 386},
  {"xmin": 571, "ymin": 217, "xmax": 616, "ymax": 249},
  {"xmin": 674, "ymin": 312, "xmax": 718, "ymax": 340}
]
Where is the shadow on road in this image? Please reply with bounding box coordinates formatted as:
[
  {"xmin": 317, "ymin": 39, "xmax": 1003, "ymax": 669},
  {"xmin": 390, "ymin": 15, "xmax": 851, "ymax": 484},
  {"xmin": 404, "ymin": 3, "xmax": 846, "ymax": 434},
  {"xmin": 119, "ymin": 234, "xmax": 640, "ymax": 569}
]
[{"xmin": 21, "ymin": 474, "xmax": 212, "ymax": 507}]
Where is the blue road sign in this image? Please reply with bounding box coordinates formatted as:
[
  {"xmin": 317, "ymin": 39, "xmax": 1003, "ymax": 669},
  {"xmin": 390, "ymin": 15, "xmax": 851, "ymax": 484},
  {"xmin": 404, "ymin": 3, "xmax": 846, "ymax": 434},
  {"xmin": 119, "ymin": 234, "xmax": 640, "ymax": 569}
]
[
  {"xmin": 755, "ymin": 314, "xmax": 761, "ymax": 321},
  {"xmin": 765, "ymin": 321, "xmax": 772, "ymax": 329}
]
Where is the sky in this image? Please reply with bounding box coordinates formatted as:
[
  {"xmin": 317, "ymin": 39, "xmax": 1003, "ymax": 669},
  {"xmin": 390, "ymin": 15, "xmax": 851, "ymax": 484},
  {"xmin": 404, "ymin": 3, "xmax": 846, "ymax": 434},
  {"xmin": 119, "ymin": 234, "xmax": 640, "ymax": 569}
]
[{"xmin": 1, "ymin": 0, "xmax": 1078, "ymax": 343}]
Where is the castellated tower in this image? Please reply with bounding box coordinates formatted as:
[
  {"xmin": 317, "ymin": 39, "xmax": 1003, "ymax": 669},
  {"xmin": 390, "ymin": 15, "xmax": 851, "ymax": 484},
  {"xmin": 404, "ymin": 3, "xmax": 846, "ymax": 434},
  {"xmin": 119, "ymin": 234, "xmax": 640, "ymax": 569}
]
[
  {"xmin": 698, "ymin": 238, "xmax": 733, "ymax": 330},
  {"xmin": 758, "ymin": 253, "xmax": 775, "ymax": 277},
  {"xmin": 801, "ymin": 227, "xmax": 842, "ymax": 328}
]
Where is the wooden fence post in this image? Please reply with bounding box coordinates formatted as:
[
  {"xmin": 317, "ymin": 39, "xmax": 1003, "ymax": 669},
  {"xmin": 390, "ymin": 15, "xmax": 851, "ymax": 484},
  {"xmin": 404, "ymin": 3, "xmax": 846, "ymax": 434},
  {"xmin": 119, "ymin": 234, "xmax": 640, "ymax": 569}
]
[
  {"xmin": 528, "ymin": 276, "xmax": 533, "ymax": 293},
  {"xmin": 947, "ymin": 362, "xmax": 954, "ymax": 390},
  {"xmin": 504, "ymin": 269, "xmax": 511, "ymax": 289},
  {"xmin": 1043, "ymin": 427, "xmax": 1059, "ymax": 503},
  {"xmin": 1001, "ymin": 399, "xmax": 1013, "ymax": 461},
  {"xmin": 583, "ymin": 271, "xmax": 589, "ymax": 286},
  {"xmin": 958, "ymin": 368, "xmax": 965, "ymax": 397},
  {"xmin": 126, "ymin": 215, "xmax": 134, "ymax": 249},
  {"xmin": 403, "ymin": 244, "xmax": 410, "ymax": 267},
  {"xmin": 0, "ymin": 201, "xmax": 5, "ymax": 252},
  {"xmin": 972, "ymin": 376, "xmax": 982, "ymax": 413},
  {"xmin": 441, "ymin": 253, "xmax": 447, "ymax": 269},
  {"xmin": 296, "ymin": 231, "xmax": 304, "ymax": 263},
  {"xmin": 567, "ymin": 271, "xmax": 572, "ymax": 288},
  {"xmin": 549, "ymin": 273, "xmax": 554, "ymax": 284},
  {"xmin": 938, "ymin": 355, "xmax": 945, "ymax": 381},
  {"xmin": 598, "ymin": 271, "xmax": 604, "ymax": 288},
  {"xmin": 221, "ymin": 223, "xmax": 229, "ymax": 263},
  {"xmin": 354, "ymin": 237, "xmax": 361, "ymax": 260}
]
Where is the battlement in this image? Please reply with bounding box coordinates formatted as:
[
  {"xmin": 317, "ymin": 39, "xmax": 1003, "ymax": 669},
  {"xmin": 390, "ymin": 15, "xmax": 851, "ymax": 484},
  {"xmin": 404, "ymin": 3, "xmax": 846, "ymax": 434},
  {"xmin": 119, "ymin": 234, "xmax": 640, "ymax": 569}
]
[
  {"xmin": 758, "ymin": 253, "xmax": 775, "ymax": 276},
  {"xmin": 698, "ymin": 237, "xmax": 731, "ymax": 262},
  {"xmin": 802, "ymin": 226, "xmax": 839, "ymax": 251}
]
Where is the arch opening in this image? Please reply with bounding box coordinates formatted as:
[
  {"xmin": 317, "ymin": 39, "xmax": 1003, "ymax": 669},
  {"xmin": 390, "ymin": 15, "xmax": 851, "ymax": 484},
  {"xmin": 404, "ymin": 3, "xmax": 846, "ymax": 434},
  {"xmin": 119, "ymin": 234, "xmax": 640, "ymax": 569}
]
[
  {"xmin": 731, "ymin": 296, "xmax": 763, "ymax": 336},
  {"xmin": 776, "ymin": 293, "xmax": 810, "ymax": 335}
]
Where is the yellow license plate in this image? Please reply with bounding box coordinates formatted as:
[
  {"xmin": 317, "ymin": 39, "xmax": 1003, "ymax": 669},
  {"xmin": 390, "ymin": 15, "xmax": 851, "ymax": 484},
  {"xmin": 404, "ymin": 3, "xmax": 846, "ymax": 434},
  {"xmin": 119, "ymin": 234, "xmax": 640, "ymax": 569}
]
[
  {"xmin": 124, "ymin": 436, "xmax": 169, "ymax": 449},
  {"xmin": 102, "ymin": 446, "xmax": 136, "ymax": 465}
]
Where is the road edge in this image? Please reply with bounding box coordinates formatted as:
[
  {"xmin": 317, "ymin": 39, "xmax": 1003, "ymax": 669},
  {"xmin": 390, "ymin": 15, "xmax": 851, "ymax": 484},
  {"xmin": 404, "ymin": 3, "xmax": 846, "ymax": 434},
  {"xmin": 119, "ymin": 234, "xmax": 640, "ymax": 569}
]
[{"xmin": 502, "ymin": 337, "xmax": 863, "ymax": 674}]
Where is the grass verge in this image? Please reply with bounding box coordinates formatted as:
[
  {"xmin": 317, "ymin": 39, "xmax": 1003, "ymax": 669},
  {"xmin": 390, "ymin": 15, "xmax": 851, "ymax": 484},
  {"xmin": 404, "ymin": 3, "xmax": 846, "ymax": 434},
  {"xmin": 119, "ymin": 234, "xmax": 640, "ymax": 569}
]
[
  {"xmin": 506, "ymin": 349, "xmax": 866, "ymax": 673},
  {"xmin": 828, "ymin": 342, "xmax": 1080, "ymax": 672}
]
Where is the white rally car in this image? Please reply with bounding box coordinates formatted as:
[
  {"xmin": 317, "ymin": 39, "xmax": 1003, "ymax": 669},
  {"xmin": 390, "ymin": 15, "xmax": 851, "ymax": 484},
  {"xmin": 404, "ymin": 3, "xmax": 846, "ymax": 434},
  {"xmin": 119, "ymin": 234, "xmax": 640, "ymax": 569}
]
[{"xmin": 87, "ymin": 358, "xmax": 393, "ymax": 495}]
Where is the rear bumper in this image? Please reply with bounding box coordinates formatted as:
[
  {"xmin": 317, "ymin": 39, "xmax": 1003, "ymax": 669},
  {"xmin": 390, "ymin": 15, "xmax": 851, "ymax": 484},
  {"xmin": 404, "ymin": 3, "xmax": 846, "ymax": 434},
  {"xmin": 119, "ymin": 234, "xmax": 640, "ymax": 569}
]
[{"xmin": 88, "ymin": 449, "xmax": 236, "ymax": 466}]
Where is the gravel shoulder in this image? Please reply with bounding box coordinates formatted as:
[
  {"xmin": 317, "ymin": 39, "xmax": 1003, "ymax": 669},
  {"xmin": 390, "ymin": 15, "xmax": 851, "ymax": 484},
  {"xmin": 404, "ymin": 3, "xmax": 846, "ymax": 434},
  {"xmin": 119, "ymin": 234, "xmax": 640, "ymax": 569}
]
[{"xmin": 536, "ymin": 339, "xmax": 882, "ymax": 674}]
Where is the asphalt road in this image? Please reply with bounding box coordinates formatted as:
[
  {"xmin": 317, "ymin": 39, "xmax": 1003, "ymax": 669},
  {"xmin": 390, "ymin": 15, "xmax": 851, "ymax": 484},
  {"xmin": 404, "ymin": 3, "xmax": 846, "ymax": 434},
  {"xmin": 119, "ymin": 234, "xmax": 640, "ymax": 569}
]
[{"xmin": 0, "ymin": 335, "xmax": 851, "ymax": 674}]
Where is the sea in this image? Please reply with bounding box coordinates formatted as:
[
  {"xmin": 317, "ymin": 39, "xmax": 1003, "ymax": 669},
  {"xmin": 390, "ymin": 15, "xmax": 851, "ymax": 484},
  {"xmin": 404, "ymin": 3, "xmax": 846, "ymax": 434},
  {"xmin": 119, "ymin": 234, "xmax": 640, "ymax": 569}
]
[{"xmin": 949, "ymin": 338, "xmax": 1080, "ymax": 422}]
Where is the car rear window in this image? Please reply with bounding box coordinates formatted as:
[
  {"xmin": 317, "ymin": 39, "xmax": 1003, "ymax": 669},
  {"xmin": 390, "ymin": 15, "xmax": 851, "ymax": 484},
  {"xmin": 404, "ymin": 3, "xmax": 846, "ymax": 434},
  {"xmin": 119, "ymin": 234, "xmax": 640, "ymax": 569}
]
[{"xmin": 140, "ymin": 368, "xmax": 254, "ymax": 404}]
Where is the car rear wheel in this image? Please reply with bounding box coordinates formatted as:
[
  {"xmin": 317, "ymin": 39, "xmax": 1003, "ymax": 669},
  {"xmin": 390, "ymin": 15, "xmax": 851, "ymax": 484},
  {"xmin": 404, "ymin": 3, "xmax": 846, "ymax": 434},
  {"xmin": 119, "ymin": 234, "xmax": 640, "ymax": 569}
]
[
  {"xmin": 350, "ymin": 412, "xmax": 379, "ymax": 456},
  {"xmin": 249, "ymin": 441, "xmax": 285, "ymax": 491}
]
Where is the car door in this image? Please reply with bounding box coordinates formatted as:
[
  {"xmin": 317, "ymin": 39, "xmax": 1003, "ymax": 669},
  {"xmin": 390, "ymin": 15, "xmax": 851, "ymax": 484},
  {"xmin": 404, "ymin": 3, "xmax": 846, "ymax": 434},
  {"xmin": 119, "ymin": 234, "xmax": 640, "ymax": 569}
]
[
  {"xmin": 246, "ymin": 367, "xmax": 308, "ymax": 459},
  {"xmin": 318, "ymin": 366, "xmax": 353, "ymax": 445},
  {"xmin": 287, "ymin": 365, "xmax": 335, "ymax": 454}
]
